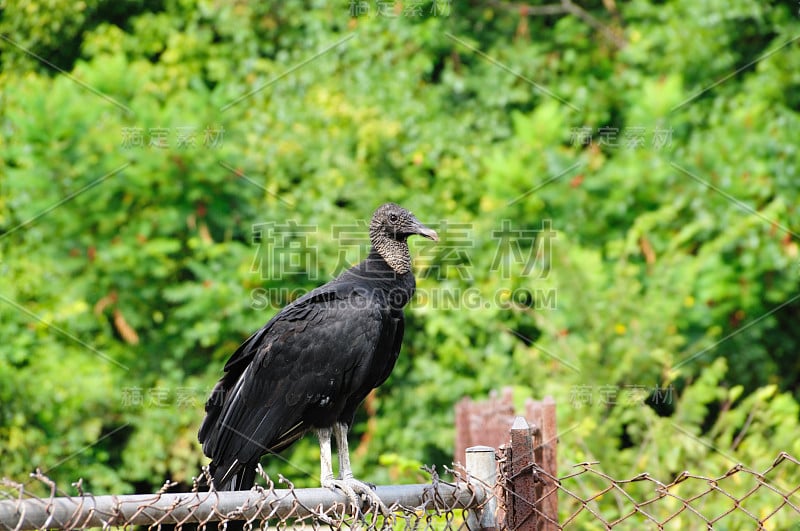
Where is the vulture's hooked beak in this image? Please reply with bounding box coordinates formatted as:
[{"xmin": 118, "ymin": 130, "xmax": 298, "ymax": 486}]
[{"xmin": 411, "ymin": 219, "xmax": 439, "ymax": 242}]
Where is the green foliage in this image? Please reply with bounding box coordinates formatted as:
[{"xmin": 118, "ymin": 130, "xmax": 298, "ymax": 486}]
[{"xmin": 2, "ymin": 0, "xmax": 800, "ymax": 524}]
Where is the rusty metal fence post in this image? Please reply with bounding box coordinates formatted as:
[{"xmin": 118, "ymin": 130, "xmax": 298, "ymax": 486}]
[
  {"xmin": 501, "ymin": 405, "xmax": 558, "ymax": 530},
  {"xmin": 506, "ymin": 417, "xmax": 536, "ymax": 531},
  {"xmin": 455, "ymin": 391, "xmax": 559, "ymax": 529},
  {"xmin": 456, "ymin": 388, "xmax": 560, "ymax": 531}
]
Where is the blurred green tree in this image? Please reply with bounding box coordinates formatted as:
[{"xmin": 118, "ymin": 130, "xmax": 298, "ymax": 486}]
[{"xmin": 1, "ymin": 0, "xmax": 799, "ymax": 525}]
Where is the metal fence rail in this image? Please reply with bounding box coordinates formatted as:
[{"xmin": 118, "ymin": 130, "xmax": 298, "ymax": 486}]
[
  {"xmin": 0, "ymin": 482, "xmax": 480, "ymax": 530},
  {"xmin": 0, "ymin": 451, "xmax": 496, "ymax": 531}
]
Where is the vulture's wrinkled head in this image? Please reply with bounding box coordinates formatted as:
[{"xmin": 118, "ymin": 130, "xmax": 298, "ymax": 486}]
[
  {"xmin": 369, "ymin": 203, "xmax": 438, "ymax": 273},
  {"xmin": 370, "ymin": 203, "xmax": 438, "ymax": 244}
]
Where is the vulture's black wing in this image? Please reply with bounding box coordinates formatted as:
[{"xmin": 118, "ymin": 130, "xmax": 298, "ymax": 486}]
[{"xmin": 198, "ymin": 282, "xmax": 397, "ymax": 489}]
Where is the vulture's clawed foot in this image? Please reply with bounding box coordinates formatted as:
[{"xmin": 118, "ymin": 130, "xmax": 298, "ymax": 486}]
[{"xmin": 323, "ymin": 477, "xmax": 391, "ymax": 518}]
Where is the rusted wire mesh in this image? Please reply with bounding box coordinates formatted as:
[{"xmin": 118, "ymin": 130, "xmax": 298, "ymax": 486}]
[
  {"xmin": 499, "ymin": 451, "xmax": 800, "ymax": 529},
  {"xmin": 2, "ymin": 453, "xmax": 799, "ymax": 530},
  {"xmin": 0, "ymin": 466, "xmax": 489, "ymax": 531}
]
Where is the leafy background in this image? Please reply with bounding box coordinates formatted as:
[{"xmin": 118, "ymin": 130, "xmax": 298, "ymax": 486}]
[{"xmin": 2, "ymin": 0, "xmax": 800, "ymax": 525}]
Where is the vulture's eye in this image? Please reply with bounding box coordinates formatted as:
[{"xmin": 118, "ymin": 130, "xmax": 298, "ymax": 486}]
[{"xmin": 389, "ymin": 213, "xmax": 398, "ymax": 223}]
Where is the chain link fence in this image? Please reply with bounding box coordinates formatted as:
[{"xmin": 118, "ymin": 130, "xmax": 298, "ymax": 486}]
[
  {"xmin": 3, "ymin": 452, "xmax": 799, "ymax": 530},
  {"xmin": 3, "ymin": 455, "xmax": 800, "ymax": 529},
  {"xmin": 496, "ymin": 449, "xmax": 800, "ymax": 530},
  {"xmin": 550, "ymin": 452, "xmax": 800, "ymax": 529},
  {"xmin": 3, "ymin": 398, "xmax": 800, "ymax": 531},
  {"xmin": 0, "ymin": 465, "xmax": 490, "ymax": 531}
]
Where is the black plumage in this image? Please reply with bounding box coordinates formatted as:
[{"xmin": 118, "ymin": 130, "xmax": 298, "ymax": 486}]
[{"xmin": 198, "ymin": 203, "xmax": 437, "ymax": 495}]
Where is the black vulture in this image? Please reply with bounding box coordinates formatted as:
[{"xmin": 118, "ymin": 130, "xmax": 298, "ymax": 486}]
[{"xmin": 198, "ymin": 203, "xmax": 438, "ymax": 504}]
